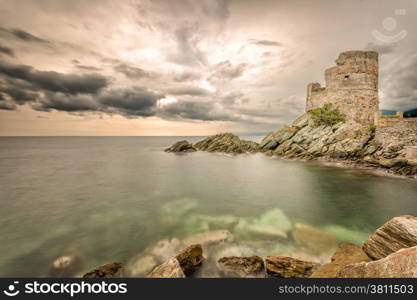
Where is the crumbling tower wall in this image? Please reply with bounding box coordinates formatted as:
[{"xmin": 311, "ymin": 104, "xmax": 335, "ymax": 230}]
[{"xmin": 306, "ymin": 51, "xmax": 379, "ymax": 125}]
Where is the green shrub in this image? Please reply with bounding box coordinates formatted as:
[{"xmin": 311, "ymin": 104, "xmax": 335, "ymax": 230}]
[
  {"xmin": 308, "ymin": 103, "xmax": 347, "ymax": 127},
  {"xmin": 368, "ymin": 125, "xmax": 377, "ymax": 133}
]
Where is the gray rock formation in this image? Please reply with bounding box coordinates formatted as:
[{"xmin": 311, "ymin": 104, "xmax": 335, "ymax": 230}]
[
  {"xmin": 339, "ymin": 246, "xmax": 417, "ymax": 278},
  {"xmin": 217, "ymin": 256, "xmax": 264, "ymax": 277},
  {"xmin": 147, "ymin": 258, "xmax": 186, "ymax": 278},
  {"xmin": 265, "ymin": 256, "xmax": 319, "ymax": 278},
  {"xmin": 175, "ymin": 244, "xmax": 204, "ymax": 275},
  {"xmin": 194, "ymin": 133, "xmax": 259, "ymax": 154},
  {"xmin": 165, "ymin": 140, "xmax": 196, "ymax": 153},
  {"xmin": 362, "ymin": 215, "xmax": 417, "ymax": 260}
]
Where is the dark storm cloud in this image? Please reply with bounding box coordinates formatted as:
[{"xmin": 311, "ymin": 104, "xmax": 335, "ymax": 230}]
[
  {"xmin": 0, "ymin": 61, "xmax": 108, "ymax": 95},
  {"xmin": 159, "ymin": 100, "xmax": 238, "ymax": 121},
  {"xmin": 0, "ymin": 27, "xmax": 49, "ymax": 43},
  {"xmin": 0, "ymin": 85, "xmax": 39, "ymax": 104},
  {"xmin": 33, "ymin": 92, "xmax": 99, "ymax": 112},
  {"xmin": 113, "ymin": 63, "xmax": 154, "ymax": 79},
  {"xmin": 99, "ymin": 88, "xmax": 161, "ymax": 117},
  {"xmin": 0, "ymin": 44, "xmax": 14, "ymax": 57}
]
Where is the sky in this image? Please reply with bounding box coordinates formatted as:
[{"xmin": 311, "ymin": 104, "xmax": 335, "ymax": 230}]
[{"xmin": 0, "ymin": 0, "xmax": 416, "ymax": 136}]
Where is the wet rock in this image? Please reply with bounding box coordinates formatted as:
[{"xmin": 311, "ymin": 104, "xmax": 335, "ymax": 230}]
[
  {"xmin": 292, "ymin": 223, "xmax": 338, "ymax": 253},
  {"xmin": 265, "ymin": 256, "xmax": 319, "ymax": 278},
  {"xmin": 217, "ymin": 256, "xmax": 265, "ymax": 277},
  {"xmin": 378, "ymin": 158, "xmax": 408, "ymax": 168},
  {"xmin": 183, "ymin": 214, "xmax": 240, "ymax": 232},
  {"xmin": 339, "ymin": 246, "xmax": 417, "ymax": 278},
  {"xmin": 176, "ymin": 244, "xmax": 204, "ymax": 275},
  {"xmin": 165, "ymin": 140, "xmax": 196, "ymax": 153},
  {"xmin": 182, "ymin": 230, "xmax": 233, "ymax": 246},
  {"xmin": 362, "ymin": 215, "xmax": 417, "ymax": 260},
  {"xmin": 193, "ymin": 133, "xmax": 259, "ymax": 154},
  {"xmin": 323, "ymin": 225, "xmax": 370, "ymax": 245},
  {"xmin": 212, "ymin": 244, "xmax": 256, "ymax": 262},
  {"xmin": 83, "ymin": 262, "xmax": 124, "ymax": 278},
  {"xmin": 147, "ymin": 258, "xmax": 186, "ymax": 278},
  {"xmin": 310, "ymin": 243, "xmax": 371, "ymax": 278},
  {"xmin": 49, "ymin": 255, "xmax": 82, "ymax": 277}
]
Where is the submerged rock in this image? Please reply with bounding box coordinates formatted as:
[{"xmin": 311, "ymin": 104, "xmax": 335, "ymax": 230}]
[
  {"xmin": 339, "ymin": 246, "xmax": 417, "ymax": 278},
  {"xmin": 193, "ymin": 133, "xmax": 259, "ymax": 154},
  {"xmin": 83, "ymin": 262, "xmax": 124, "ymax": 278},
  {"xmin": 176, "ymin": 244, "xmax": 204, "ymax": 275},
  {"xmin": 292, "ymin": 223, "xmax": 338, "ymax": 253},
  {"xmin": 183, "ymin": 214, "xmax": 240, "ymax": 232},
  {"xmin": 310, "ymin": 243, "xmax": 371, "ymax": 278},
  {"xmin": 234, "ymin": 209, "xmax": 292, "ymax": 240},
  {"xmin": 49, "ymin": 255, "xmax": 82, "ymax": 277},
  {"xmin": 127, "ymin": 255, "xmax": 158, "ymax": 277},
  {"xmin": 362, "ymin": 215, "xmax": 417, "ymax": 260},
  {"xmin": 165, "ymin": 140, "xmax": 196, "ymax": 153},
  {"xmin": 182, "ymin": 230, "xmax": 233, "ymax": 246},
  {"xmin": 217, "ymin": 256, "xmax": 265, "ymax": 278},
  {"xmin": 265, "ymin": 256, "xmax": 319, "ymax": 278},
  {"xmin": 147, "ymin": 258, "xmax": 185, "ymax": 278},
  {"xmin": 322, "ymin": 225, "xmax": 370, "ymax": 245}
]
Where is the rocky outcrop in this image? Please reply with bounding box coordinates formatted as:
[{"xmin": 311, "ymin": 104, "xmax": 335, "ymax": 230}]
[
  {"xmin": 175, "ymin": 244, "xmax": 204, "ymax": 275},
  {"xmin": 292, "ymin": 223, "xmax": 338, "ymax": 253},
  {"xmin": 362, "ymin": 215, "xmax": 417, "ymax": 260},
  {"xmin": 217, "ymin": 256, "xmax": 264, "ymax": 277},
  {"xmin": 165, "ymin": 140, "xmax": 196, "ymax": 153},
  {"xmin": 148, "ymin": 244, "xmax": 204, "ymax": 278},
  {"xmin": 265, "ymin": 256, "xmax": 319, "ymax": 278},
  {"xmin": 147, "ymin": 258, "xmax": 186, "ymax": 278},
  {"xmin": 339, "ymin": 246, "xmax": 417, "ymax": 278},
  {"xmin": 310, "ymin": 243, "xmax": 371, "ymax": 278},
  {"xmin": 195, "ymin": 133, "xmax": 259, "ymax": 154},
  {"xmin": 83, "ymin": 262, "xmax": 124, "ymax": 278},
  {"xmin": 259, "ymin": 126, "xmax": 299, "ymax": 152}
]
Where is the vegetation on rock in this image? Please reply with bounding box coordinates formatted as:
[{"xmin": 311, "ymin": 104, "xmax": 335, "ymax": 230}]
[{"xmin": 308, "ymin": 103, "xmax": 347, "ymax": 127}]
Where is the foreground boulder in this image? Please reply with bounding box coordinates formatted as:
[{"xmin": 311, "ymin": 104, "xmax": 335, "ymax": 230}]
[
  {"xmin": 83, "ymin": 263, "xmax": 124, "ymax": 278},
  {"xmin": 339, "ymin": 246, "xmax": 417, "ymax": 278},
  {"xmin": 194, "ymin": 133, "xmax": 259, "ymax": 154},
  {"xmin": 362, "ymin": 215, "xmax": 417, "ymax": 260},
  {"xmin": 265, "ymin": 256, "xmax": 319, "ymax": 278},
  {"xmin": 165, "ymin": 140, "xmax": 196, "ymax": 153},
  {"xmin": 310, "ymin": 243, "xmax": 371, "ymax": 278},
  {"xmin": 175, "ymin": 244, "xmax": 204, "ymax": 275},
  {"xmin": 217, "ymin": 256, "xmax": 264, "ymax": 278},
  {"xmin": 147, "ymin": 258, "xmax": 185, "ymax": 278},
  {"xmin": 147, "ymin": 244, "xmax": 203, "ymax": 278}
]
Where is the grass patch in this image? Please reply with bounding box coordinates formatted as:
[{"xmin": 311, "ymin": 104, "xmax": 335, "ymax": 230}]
[{"xmin": 308, "ymin": 103, "xmax": 347, "ymax": 127}]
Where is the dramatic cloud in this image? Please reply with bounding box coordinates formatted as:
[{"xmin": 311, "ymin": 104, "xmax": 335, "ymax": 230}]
[
  {"xmin": 0, "ymin": 61, "xmax": 108, "ymax": 95},
  {"xmin": 113, "ymin": 64, "xmax": 154, "ymax": 79},
  {"xmin": 0, "ymin": 27, "xmax": 49, "ymax": 43},
  {"xmin": 0, "ymin": 44, "xmax": 14, "ymax": 57}
]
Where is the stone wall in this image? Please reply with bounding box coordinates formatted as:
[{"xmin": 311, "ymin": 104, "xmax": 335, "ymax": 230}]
[{"xmin": 306, "ymin": 51, "xmax": 379, "ymax": 125}]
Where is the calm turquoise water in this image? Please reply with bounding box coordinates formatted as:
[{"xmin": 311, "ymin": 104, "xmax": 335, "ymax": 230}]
[{"xmin": 0, "ymin": 136, "xmax": 416, "ymax": 277}]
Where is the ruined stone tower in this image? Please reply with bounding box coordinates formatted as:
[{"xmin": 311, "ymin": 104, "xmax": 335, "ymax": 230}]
[{"xmin": 306, "ymin": 50, "xmax": 379, "ymax": 125}]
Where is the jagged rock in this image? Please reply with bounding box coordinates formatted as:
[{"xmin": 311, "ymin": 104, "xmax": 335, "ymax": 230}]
[
  {"xmin": 362, "ymin": 215, "xmax": 417, "ymax": 260},
  {"xmin": 217, "ymin": 256, "xmax": 265, "ymax": 277},
  {"xmin": 49, "ymin": 255, "xmax": 82, "ymax": 277},
  {"xmin": 310, "ymin": 243, "xmax": 371, "ymax": 278},
  {"xmin": 176, "ymin": 244, "xmax": 204, "ymax": 275},
  {"xmin": 193, "ymin": 133, "xmax": 259, "ymax": 154},
  {"xmin": 378, "ymin": 158, "xmax": 408, "ymax": 168},
  {"xmin": 265, "ymin": 256, "xmax": 319, "ymax": 278},
  {"xmin": 165, "ymin": 140, "xmax": 196, "ymax": 153},
  {"xmin": 259, "ymin": 126, "xmax": 299, "ymax": 151},
  {"xmin": 292, "ymin": 223, "xmax": 338, "ymax": 253},
  {"xmin": 292, "ymin": 113, "xmax": 309, "ymax": 128},
  {"xmin": 83, "ymin": 263, "xmax": 124, "ymax": 278},
  {"xmin": 182, "ymin": 230, "xmax": 233, "ymax": 246},
  {"xmin": 339, "ymin": 246, "xmax": 417, "ymax": 278},
  {"xmin": 147, "ymin": 258, "xmax": 186, "ymax": 278}
]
